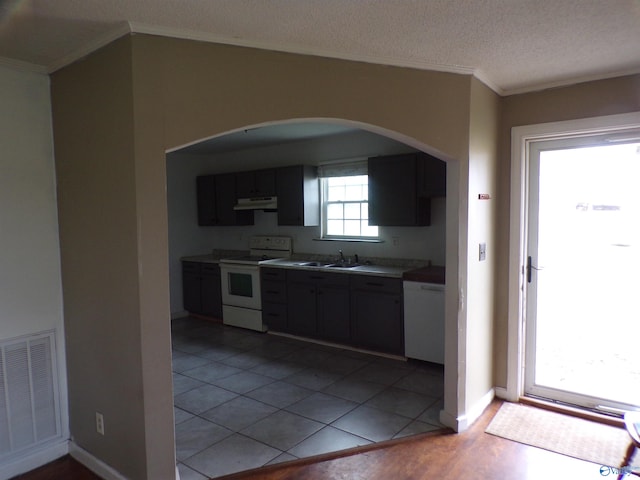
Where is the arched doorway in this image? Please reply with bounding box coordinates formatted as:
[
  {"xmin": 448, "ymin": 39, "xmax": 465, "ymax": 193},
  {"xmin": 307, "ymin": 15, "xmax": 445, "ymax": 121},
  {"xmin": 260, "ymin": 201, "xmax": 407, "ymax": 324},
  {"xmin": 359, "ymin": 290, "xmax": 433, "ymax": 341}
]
[{"xmin": 165, "ymin": 118, "xmax": 459, "ymax": 477}]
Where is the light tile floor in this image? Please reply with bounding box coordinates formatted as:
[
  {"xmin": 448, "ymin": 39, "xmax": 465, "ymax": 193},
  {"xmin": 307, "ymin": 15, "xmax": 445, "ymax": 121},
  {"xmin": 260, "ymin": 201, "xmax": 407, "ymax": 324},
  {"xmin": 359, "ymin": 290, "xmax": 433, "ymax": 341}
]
[{"xmin": 172, "ymin": 316, "xmax": 445, "ymax": 480}]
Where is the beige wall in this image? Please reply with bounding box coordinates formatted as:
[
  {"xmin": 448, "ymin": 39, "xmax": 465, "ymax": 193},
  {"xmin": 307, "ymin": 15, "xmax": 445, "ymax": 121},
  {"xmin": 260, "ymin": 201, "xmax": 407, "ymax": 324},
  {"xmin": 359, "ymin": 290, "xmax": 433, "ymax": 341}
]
[
  {"xmin": 51, "ymin": 32, "xmax": 501, "ymax": 478},
  {"xmin": 464, "ymin": 78, "xmax": 500, "ymax": 414},
  {"xmin": 51, "ymin": 38, "xmax": 152, "ymax": 479},
  {"xmin": 493, "ymin": 74, "xmax": 640, "ymax": 387}
]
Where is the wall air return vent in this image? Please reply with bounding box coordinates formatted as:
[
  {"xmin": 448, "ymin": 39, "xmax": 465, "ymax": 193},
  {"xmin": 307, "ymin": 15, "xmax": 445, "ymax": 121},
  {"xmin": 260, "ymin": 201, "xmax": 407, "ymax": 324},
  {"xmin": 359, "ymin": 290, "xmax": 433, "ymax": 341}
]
[{"xmin": 0, "ymin": 331, "xmax": 61, "ymax": 461}]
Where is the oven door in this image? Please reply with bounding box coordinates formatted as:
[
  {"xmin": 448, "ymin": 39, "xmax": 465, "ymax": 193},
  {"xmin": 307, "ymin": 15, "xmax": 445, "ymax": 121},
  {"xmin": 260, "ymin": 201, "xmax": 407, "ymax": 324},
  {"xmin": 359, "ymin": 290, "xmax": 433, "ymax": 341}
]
[{"xmin": 220, "ymin": 263, "xmax": 261, "ymax": 310}]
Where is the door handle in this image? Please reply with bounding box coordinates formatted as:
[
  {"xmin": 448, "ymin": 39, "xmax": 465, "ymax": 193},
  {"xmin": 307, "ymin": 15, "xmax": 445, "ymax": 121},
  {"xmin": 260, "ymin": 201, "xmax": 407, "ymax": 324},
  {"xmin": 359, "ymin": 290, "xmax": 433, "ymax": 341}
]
[{"xmin": 526, "ymin": 256, "xmax": 543, "ymax": 283}]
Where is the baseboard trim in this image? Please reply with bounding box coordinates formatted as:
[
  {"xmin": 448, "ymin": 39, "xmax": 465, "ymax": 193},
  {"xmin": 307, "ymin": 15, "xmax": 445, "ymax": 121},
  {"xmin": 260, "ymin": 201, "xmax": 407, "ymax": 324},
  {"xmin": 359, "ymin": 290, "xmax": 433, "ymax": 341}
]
[
  {"xmin": 441, "ymin": 388, "xmax": 495, "ymax": 432},
  {"xmin": 0, "ymin": 439, "xmax": 69, "ymax": 480},
  {"xmin": 69, "ymin": 442, "xmax": 127, "ymax": 480},
  {"xmin": 494, "ymin": 386, "xmax": 509, "ymax": 400},
  {"xmin": 171, "ymin": 310, "xmax": 189, "ymax": 320}
]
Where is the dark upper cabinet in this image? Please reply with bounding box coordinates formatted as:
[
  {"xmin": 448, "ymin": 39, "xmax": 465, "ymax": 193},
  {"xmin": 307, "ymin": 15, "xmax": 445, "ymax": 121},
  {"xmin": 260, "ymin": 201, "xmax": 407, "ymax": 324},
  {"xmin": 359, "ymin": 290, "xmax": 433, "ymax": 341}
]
[
  {"xmin": 276, "ymin": 165, "xmax": 320, "ymax": 226},
  {"xmin": 368, "ymin": 153, "xmax": 446, "ymax": 226},
  {"xmin": 196, "ymin": 173, "xmax": 254, "ymax": 226},
  {"xmin": 196, "ymin": 175, "xmax": 217, "ymax": 226},
  {"xmin": 236, "ymin": 169, "xmax": 276, "ymax": 198}
]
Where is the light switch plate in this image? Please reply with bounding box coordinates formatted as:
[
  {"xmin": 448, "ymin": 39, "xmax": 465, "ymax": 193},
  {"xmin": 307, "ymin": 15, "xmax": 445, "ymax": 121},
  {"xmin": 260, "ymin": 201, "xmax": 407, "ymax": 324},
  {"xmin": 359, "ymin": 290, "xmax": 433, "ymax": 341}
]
[{"xmin": 479, "ymin": 243, "xmax": 487, "ymax": 261}]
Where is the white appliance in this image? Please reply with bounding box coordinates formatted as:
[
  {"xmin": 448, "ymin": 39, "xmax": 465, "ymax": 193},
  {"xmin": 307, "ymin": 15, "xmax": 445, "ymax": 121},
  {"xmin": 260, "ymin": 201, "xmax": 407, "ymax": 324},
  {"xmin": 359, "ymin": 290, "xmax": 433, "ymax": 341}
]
[
  {"xmin": 220, "ymin": 235, "xmax": 292, "ymax": 332},
  {"xmin": 403, "ymin": 281, "xmax": 445, "ymax": 364}
]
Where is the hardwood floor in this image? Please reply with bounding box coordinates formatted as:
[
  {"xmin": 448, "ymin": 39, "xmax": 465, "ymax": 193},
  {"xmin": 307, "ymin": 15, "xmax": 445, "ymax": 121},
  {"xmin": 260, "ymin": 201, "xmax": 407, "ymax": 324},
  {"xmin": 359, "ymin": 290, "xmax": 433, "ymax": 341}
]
[
  {"xmin": 10, "ymin": 455, "xmax": 101, "ymax": 480},
  {"xmin": 15, "ymin": 400, "xmax": 617, "ymax": 480},
  {"xmin": 220, "ymin": 400, "xmax": 614, "ymax": 480}
]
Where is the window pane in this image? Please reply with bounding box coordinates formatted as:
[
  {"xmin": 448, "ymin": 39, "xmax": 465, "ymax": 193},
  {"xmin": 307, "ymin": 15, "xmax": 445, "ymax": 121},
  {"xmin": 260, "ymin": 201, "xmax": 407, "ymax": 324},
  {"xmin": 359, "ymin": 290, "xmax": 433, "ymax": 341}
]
[
  {"xmin": 345, "ymin": 185, "xmax": 363, "ymax": 201},
  {"xmin": 344, "ymin": 203, "xmax": 361, "ymax": 219},
  {"xmin": 362, "ymin": 222, "xmax": 378, "ymax": 237},
  {"xmin": 361, "ymin": 203, "xmax": 369, "ymax": 220},
  {"xmin": 328, "ymin": 185, "xmax": 345, "ymax": 201},
  {"xmin": 327, "ymin": 220, "xmax": 343, "ymax": 235},
  {"xmin": 327, "ymin": 203, "xmax": 343, "ymax": 219},
  {"xmin": 344, "ymin": 220, "xmax": 361, "ymax": 236}
]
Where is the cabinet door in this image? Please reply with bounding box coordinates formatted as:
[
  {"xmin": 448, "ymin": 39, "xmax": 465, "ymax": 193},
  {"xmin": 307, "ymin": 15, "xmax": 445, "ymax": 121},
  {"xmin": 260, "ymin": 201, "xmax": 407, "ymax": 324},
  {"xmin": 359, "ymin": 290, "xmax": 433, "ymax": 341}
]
[
  {"xmin": 276, "ymin": 165, "xmax": 319, "ymax": 226},
  {"xmin": 255, "ymin": 169, "xmax": 276, "ymax": 197},
  {"xmin": 215, "ymin": 173, "xmax": 253, "ymax": 225},
  {"xmin": 182, "ymin": 262, "xmax": 202, "ymax": 313},
  {"xmin": 352, "ymin": 290, "xmax": 404, "ymax": 354},
  {"xmin": 237, "ymin": 170, "xmax": 277, "ymax": 198},
  {"xmin": 317, "ymin": 284, "xmax": 351, "ymax": 343},
  {"xmin": 200, "ymin": 264, "xmax": 222, "ymax": 318},
  {"xmin": 351, "ymin": 276, "xmax": 403, "ymax": 354},
  {"xmin": 286, "ymin": 281, "xmax": 317, "ymax": 336},
  {"xmin": 368, "ymin": 154, "xmax": 421, "ymax": 226},
  {"xmin": 196, "ymin": 175, "xmax": 217, "ymax": 226},
  {"xmin": 417, "ymin": 153, "xmax": 447, "ymax": 197},
  {"xmin": 235, "ymin": 171, "xmax": 256, "ymax": 198}
]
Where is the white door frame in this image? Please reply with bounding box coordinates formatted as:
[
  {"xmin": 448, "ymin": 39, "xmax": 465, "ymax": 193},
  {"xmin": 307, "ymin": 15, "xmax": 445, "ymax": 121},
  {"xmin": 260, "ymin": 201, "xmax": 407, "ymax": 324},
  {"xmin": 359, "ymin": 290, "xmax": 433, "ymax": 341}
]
[{"xmin": 505, "ymin": 111, "xmax": 640, "ymax": 402}]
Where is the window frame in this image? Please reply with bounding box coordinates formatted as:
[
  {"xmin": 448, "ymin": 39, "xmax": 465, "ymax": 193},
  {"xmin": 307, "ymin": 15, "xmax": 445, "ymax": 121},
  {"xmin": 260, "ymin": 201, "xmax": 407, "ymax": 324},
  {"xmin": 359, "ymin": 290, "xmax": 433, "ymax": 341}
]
[{"xmin": 320, "ymin": 174, "xmax": 379, "ymax": 241}]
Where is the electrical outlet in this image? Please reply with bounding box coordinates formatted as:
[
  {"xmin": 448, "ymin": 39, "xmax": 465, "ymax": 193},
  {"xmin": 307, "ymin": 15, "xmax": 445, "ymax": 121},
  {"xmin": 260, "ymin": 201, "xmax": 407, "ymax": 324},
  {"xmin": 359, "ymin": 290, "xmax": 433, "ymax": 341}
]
[
  {"xmin": 392, "ymin": 236, "xmax": 400, "ymax": 247},
  {"xmin": 96, "ymin": 412, "xmax": 104, "ymax": 435}
]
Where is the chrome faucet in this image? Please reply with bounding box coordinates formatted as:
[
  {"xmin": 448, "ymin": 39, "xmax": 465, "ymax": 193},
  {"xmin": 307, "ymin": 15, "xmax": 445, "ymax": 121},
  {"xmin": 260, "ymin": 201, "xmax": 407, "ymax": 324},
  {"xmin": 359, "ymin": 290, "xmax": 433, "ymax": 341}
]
[{"xmin": 338, "ymin": 249, "xmax": 345, "ymax": 263}]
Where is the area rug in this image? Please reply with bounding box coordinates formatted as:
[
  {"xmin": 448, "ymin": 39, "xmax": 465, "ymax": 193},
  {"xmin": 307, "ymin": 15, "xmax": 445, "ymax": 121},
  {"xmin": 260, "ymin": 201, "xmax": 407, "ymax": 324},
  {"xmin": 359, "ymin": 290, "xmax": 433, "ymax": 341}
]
[{"xmin": 486, "ymin": 402, "xmax": 638, "ymax": 469}]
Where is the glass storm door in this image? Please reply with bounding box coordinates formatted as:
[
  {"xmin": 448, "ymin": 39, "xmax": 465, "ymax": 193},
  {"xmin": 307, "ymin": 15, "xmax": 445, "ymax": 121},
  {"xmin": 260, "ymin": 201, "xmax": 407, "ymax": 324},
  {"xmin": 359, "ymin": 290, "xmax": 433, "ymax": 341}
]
[{"xmin": 524, "ymin": 135, "xmax": 640, "ymax": 413}]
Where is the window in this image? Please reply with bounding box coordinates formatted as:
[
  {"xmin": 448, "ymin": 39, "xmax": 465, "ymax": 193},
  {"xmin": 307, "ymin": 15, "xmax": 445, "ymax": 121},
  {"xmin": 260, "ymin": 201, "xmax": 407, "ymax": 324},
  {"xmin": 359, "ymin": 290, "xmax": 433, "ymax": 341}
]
[{"xmin": 321, "ymin": 175, "xmax": 379, "ymax": 239}]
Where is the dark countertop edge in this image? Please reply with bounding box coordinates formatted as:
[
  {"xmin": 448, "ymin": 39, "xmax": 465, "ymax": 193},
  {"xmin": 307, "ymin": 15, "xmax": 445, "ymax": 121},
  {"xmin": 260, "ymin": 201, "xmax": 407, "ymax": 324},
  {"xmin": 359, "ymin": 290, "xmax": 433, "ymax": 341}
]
[{"xmin": 402, "ymin": 266, "xmax": 446, "ymax": 284}]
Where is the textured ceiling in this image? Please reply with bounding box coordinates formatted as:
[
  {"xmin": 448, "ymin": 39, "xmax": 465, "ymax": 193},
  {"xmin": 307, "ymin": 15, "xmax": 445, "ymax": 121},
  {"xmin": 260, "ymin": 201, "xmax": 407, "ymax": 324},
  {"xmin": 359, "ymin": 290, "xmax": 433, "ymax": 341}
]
[{"xmin": 1, "ymin": 0, "xmax": 639, "ymax": 94}]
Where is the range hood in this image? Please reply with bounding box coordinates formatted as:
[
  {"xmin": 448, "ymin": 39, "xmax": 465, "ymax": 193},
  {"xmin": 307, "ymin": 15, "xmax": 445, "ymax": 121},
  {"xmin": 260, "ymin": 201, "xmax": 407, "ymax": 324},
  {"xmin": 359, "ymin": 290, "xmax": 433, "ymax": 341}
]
[{"xmin": 233, "ymin": 196, "xmax": 278, "ymax": 211}]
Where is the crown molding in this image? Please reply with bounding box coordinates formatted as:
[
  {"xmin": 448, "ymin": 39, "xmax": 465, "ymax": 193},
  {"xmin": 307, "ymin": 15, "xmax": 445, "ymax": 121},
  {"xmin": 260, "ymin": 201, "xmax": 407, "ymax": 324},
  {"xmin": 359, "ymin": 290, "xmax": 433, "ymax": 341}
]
[
  {"xmin": 46, "ymin": 22, "xmax": 132, "ymax": 73},
  {"xmin": 129, "ymin": 22, "xmax": 479, "ymax": 77},
  {"xmin": 0, "ymin": 56, "xmax": 48, "ymax": 74},
  {"xmin": 500, "ymin": 66, "xmax": 640, "ymax": 96}
]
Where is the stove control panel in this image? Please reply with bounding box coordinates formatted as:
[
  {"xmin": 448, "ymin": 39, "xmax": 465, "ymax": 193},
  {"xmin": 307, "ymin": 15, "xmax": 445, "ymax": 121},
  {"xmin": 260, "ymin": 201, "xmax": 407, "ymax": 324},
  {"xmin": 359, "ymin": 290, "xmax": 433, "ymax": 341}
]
[{"xmin": 248, "ymin": 235, "xmax": 292, "ymax": 254}]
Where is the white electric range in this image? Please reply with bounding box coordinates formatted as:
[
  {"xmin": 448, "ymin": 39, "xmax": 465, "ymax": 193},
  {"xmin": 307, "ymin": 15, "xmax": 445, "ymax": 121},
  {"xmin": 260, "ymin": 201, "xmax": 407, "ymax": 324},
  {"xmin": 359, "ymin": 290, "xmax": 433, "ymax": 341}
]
[{"xmin": 219, "ymin": 236, "xmax": 292, "ymax": 332}]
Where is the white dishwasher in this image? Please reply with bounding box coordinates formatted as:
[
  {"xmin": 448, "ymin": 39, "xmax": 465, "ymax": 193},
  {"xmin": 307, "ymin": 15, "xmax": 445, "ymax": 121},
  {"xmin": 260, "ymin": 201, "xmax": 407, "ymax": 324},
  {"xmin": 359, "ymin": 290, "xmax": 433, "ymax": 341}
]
[{"xmin": 403, "ymin": 281, "xmax": 445, "ymax": 364}]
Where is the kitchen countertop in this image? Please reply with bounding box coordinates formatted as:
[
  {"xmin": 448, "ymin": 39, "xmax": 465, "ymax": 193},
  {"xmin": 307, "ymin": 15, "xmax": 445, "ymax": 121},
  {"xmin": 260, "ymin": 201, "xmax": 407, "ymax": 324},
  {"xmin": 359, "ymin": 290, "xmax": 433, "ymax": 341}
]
[
  {"xmin": 261, "ymin": 258, "xmax": 408, "ymax": 278},
  {"xmin": 181, "ymin": 251, "xmax": 444, "ymax": 281}
]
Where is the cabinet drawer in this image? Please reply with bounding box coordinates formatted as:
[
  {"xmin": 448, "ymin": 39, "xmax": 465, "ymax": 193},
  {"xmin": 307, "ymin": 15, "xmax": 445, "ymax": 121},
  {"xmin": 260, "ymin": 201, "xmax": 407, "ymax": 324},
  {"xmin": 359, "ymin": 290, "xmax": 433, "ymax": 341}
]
[
  {"xmin": 287, "ymin": 269, "xmax": 349, "ymax": 287},
  {"xmin": 261, "ymin": 267, "xmax": 286, "ymax": 282},
  {"xmin": 262, "ymin": 280, "xmax": 287, "ymax": 303},
  {"xmin": 350, "ymin": 275, "xmax": 402, "ymax": 294},
  {"xmin": 263, "ymin": 302, "xmax": 288, "ymax": 332},
  {"xmin": 182, "ymin": 261, "xmax": 201, "ymax": 274}
]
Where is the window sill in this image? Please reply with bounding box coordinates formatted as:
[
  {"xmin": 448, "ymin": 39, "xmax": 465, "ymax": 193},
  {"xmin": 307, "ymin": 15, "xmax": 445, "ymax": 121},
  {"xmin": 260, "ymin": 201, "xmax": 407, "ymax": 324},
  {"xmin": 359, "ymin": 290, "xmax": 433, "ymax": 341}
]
[{"xmin": 313, "ymin": 237, "xmax": 384, "ymax": 243}]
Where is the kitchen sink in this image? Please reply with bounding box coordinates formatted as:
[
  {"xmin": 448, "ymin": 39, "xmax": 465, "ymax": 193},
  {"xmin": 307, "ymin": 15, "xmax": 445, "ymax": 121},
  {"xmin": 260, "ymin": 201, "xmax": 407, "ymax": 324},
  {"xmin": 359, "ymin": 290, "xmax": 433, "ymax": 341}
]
[{"xmin": 294, "ymin": 261, "xmax": 360, "ymax": 269}]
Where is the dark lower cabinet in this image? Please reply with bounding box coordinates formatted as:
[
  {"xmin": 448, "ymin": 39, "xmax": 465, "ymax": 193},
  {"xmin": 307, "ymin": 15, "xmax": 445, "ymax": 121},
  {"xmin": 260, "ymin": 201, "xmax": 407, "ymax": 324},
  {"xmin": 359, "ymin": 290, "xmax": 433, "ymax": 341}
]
[
  {"xmin": 286, "ymin": 270, "xmax": 350, "ymax": 341},
  {"xmin": 182, "ymin": 262, "xmax": 202, "ymax": 313},
  {"xmin": 317, "ymin": 284, "xmax": 351, "ymax": 343},
  {"xmin": 260, "ymin": 267, "xmax": 403, "ymax": 355},
  {"xmin": 261, "ymin": 267, "xmax": 288, "ymax": 332},
  {"xmin": 350, "ymin": 275, "xmax": 404, "ymax": 355},
  {"xmin": 182, "ymin": 261, "xmax": 222, "ymax": 318},
  {"xmin": 287, "ymin": 280, "xmax": 318, "ymax": 336}
]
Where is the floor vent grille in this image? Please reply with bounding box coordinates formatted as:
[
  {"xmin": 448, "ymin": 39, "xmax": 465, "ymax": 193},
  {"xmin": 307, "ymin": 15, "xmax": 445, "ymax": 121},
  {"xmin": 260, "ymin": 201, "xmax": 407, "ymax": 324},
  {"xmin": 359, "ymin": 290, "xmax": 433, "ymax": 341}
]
[{"xmin": 0, "ymin": 331, "xmax": 61, "ymax": 460}]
